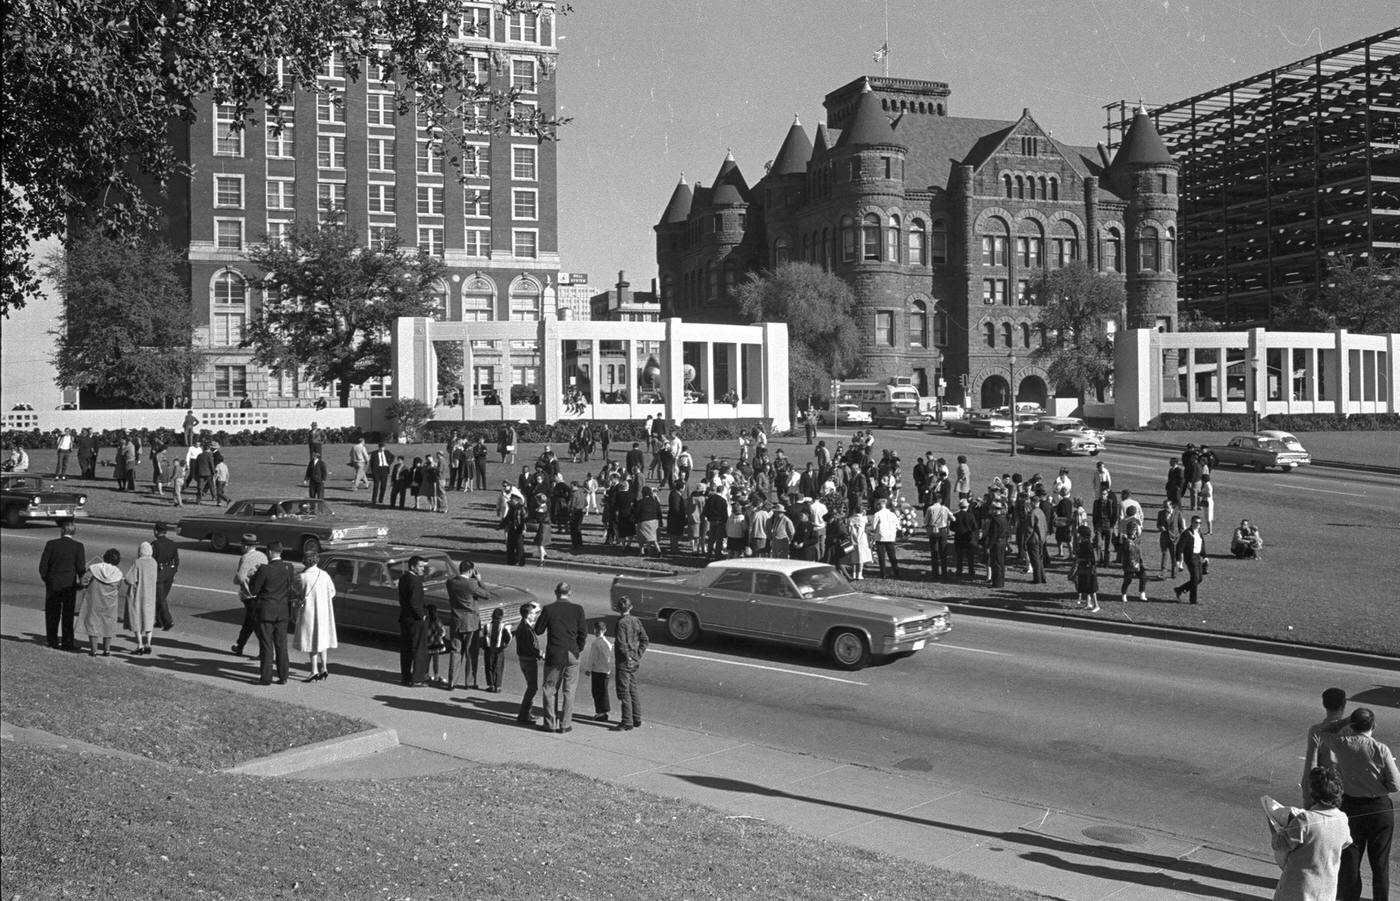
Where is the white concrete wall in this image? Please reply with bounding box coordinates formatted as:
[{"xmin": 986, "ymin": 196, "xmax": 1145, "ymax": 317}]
[{"xmin": 1, "ymin": 407, "xmax": 363, "ymax": 434}]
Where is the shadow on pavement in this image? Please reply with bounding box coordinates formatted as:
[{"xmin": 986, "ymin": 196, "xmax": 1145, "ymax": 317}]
[{"xmin": 671, "ymin": 774, "xmax": 1274, "ymax": 899}]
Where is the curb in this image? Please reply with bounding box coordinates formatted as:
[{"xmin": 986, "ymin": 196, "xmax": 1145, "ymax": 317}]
[
  {"xmin": 72, "ymin": 516, "xmax": 1397, "ymax": 668},
  {"xmin": 1105, "ymin": 436, "xmax": 1400, "ymax": 476},
  {"xmin": 0, "ymin": 720, "xmax": 153, "ymax": 765},
  {"xmin": 223, "ymin": 726, "xmax": 399, "ymax": 777}
]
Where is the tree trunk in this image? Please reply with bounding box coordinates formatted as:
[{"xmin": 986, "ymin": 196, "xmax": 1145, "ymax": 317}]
[{"xmin": 338, "ymin": 381, "xmax": 352, "ymax": 408}]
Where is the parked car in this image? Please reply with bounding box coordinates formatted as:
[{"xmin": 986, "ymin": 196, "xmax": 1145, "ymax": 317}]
[
  {"xmin": 819, "ymin": 403, "xmax": 873, "ymax": 426},
  {"xmin": 0, "ymin": 473, "xmax": 88, "ymax": 527},
  {"xmin": 945, "ymin": 412, "xmax": 1013, "ymax": 438},
  {"xmin": 1016, "ymin": 419, "xmax": 1104, "ymax": 456},
  {"xmin": 1210, "ymin": 431, "xmax": 1312, "ymax": 472},
  {"xmin": 611, "ymin": 559, "xmax": 952, "ymax": 670},
  {"xmin": 178, "ymin": 497, "xmax": 389, "ymax": 557},
  {"xmin": 872, "ymin": 409, "xmax": 927, "ymax": 429},
  {"xmin": 929, "ymin": 403, "xmax": 965, "ymax": 422},
  {"xmin": 317, "ymin": 545, "xmax": 533, "ymax": 637}
]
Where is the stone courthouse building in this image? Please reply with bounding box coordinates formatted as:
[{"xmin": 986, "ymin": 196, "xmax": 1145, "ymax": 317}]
[{"xmin": 655, "ymin": 76, "xmax": 1181, "ymax": 409}]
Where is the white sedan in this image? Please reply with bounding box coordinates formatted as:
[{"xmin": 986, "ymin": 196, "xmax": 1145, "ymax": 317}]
[{"xmin": 821, "ymin": 404, "xmax": 873, "ymax": 425}]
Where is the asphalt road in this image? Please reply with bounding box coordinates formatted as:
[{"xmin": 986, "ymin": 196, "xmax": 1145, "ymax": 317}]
[{"xmin": 5, "ymin": 521, "xmax": 1395, "ymax": 861}]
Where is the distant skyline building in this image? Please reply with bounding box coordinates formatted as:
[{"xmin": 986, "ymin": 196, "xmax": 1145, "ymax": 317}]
[
  {"xmin": 158, "ymin": 3, "xmax": 562, "ymax": 406},
  {"xmin": 655, "ymin": 76, "xmax": 1179, "ymax": 409},
  {"xmin": 555, "ymin": 272, "xmax": 593, "ymax": 320},
  {"xmin": 1107, "ymin": 28, "xmax": 1400, "ymax": 326},
  {"xmin": 590, "ymin": 271, "xmax": 660, "ymax": 322}
]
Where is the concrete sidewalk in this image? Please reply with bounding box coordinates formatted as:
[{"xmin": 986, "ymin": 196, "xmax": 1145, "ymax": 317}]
[{"xmin": 0, "ymin": 601, "xmax": 1280, "ymax": 901}]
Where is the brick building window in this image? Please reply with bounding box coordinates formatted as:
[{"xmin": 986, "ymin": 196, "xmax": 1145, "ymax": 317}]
[
  {"xmin": 982, "ymin": 278, "xmax": 1007, "ymax": 305},
  {"xmin": 367, "ymin": 138, "xmax": 395, "ymax": 171},
  {"xmin": 214, "ymin": 218, "xmax": 244, "ymax": 250},
  {"xmin": 512, "ymin": 188, "xmax": 537, "ymax": 220},
  {"xmin": 840, "ymin": 216, "xmax": 856, "ymax": 262},
  {"xmin": 1053, "ymin": 221, "xmax": 1080, "ymax": 267},
  {"xmin": 214, "ymin": 175, "xmax": 243, "ymax": 209},
  {"xmin": 512, "ymin": 145, "xmax": 536, "ymax": 180},
  {"xmin": 508, "ymin": 12, "xmax": 538, "ymax": 43},
  {"xmin": 510, "ymin": 101, "xmax": 537, "ymax": 137},
  {"xmin": 214, "ymin": 365, "xmax": 248, "ymax": 398},
  {"xmin": 981, "ymin": 234, "xmax": 1007, "ymax": 267},
  {"xmin": 366, "ymin": 93, "xmax": 394, "ymax": 127},
  {"xmin": 214, "ymin": 104, "xmax": 242, "ymax": 156},
  {"xmin": 462, "ymin": 285, "xmax": 494, "ymax": 320},
  {"xmin": 1017, "ymin": 228, "xmax": 1043, "ymax": 268},
  {"xmin": 511, "ymin": 59, "xmax": 536, "ymax": 91},
  {"xmin": 464, "ymin": 188, "xmax": 491, "ymax": 218},
  {"xmin": 267, "ymin": 178, "xmax": 295, "ymax": 211},
  {"xmin": 909, "ymin": 218, "xmax": 926, "ymax": 265},
  {"xmin": 316, "ymin": 92, "xmax": 344, "ymax": 124},
  {"xmin": 886, "ymin": 214, "xmax": 900, "ymax": 263},
  {"xmin": 1103, "ymin": 227, "xmax": 1123, "ymax": 272},
  {"xmin": 416, "ymin": 185, "xmax": 443, "ymax": 216},
  {"xmin": 417, "ymin": 140, "xmax": 443, "ymax": 175},
  {"xmin": 317, "ymin": 182, "xmax": 345, "ymax": 213},
  {"xmin": 369, "ymin": 225, "xmax": 397, "ymax": 250},
  {"xmin": 1018, "ymin": 279, "xmax": 1031, "ymax": 305},
  {"xmin": 319, "ymin": 52, "xmax": 344, "ymax": 79},
  {"xmin": 909, "ymin": 300, "xmax": 928, "ymax": 347},
  {"xmin": 265, "ymin": 220, "xmax": 291, "ymax": 246},
  {"xmin": 316, "ymin": 135, "xmax": 344, "ymax": 169},
  {"xmin": 875, "ymin": 311, "xmax": 894, "ymax": 346},
  {"xmin": 1001, "ymin": 322, "xmax": 1013, "ymax": 348},
  {"xmin": 930, "ymin": 219, "xmax": 948, "ymax": 264},
  {"xmin": 460, "ymin": 5, "xmax": 492, "ymax": 39},
  {"xmin": 510, "ymin": 280, "xmax": 542, "ymax": 320},
  {"xmin": 862, "ymin": 214, "xmax": 881, "ymax": 261},
  {"xmin": 983, "ymin": 322, "xmax": 996, "ymax": 348},
  {"xmin": 512, "ymin": 229, "xmax": 538, "ymax": 258},
  {"xmin": 1164, "ymin": 227, "xmax": 1176, "ymax": 272},
  {"xmin": 367, "ymin": 183, "xmax": 395, "ymax": 214},
  {"xmin": 211, "ymin": 271, "xmax": 248, "ymax": 346},
  {"xmin": 266, "ymin": 122, "xmax": 294, "ymax": 159},
  {"xmin": 418, "ymin": 225, "xmax": 444, "ymax": 256},
  {"xmin": 1138, "ymin": 226, "xmax": 1159, "ymax": 272},
  {"xmin": 934, "ymin": 309, "xmax": 949, "ymax": 347},
  {"xmin": 1021, "ymin": 323, "xmax": 1033, "ymax": 348}
]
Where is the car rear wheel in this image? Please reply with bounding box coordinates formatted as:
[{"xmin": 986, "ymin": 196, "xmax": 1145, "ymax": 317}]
[
  {"xmin": 209, "ymin": 532, "xmax": 229, "ymax": 552},
  {"xmin": 665, "ymin": 610, "xmax": 700, "ymax": 644},
  {"xmin": 301, "ymin": 536, "xmax": 322, "ymax": 558},
  {"xmin": 1252, "ymin": 461, "xmax": 1265, "ymax": 473},
  {"xmin": 1056, "ymin": 443, "xmax": 1069, "ymax": 455},
  {"xmin": 828, "ymin": 629, "xmax": 871, "ymax": 670}
]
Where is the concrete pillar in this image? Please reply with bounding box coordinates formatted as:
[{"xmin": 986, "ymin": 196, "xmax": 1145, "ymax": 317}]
[
  {"xmin": 463, "ymin": 337, "xmax": 475, "ymax": 419},
  {"xmin": 662, "ymin": 319, "xmax": 685, "ymax": 425},
  {"xmin": 761, "ymin": 321, "xmax": 791, "ymax": 432},
  {"xmin": 540, "ymin": 317, "xmax": 561, "ymax": 423},
  {"xmin": 391, "ymin": 317, "xmax": 435, "ymax": 404},
  {"xmin": 1113, "ymin": 328, "xmax": 1152, "ymax": 428},
  {"xmin": 1334, "ymin": 329, "xmax": 1349, "ymax": 415},
  {"xmin": 1248, "ymin": 328, "xmax": 1266, "ymax": 425},
  {"xmin": 1387, "ymin": 334, "xmax": 1399, "ymax": 414},
  {"xmin": 589, "ymin": 340, "xmax": 601, "ymax": 410}
]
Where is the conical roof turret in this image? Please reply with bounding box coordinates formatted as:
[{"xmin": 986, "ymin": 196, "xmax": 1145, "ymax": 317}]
[
  {"xmin": 709, "ymin": 150, "xmax": 750, "ymax": 205},
  {"xmin": 811, "ymin": 123, "xmax": 831, "ymax": 161},
  {"xmin": 1113, "ymin": 104, "xmax": 1175, "ymax": 168},
  {"xmin": 836, "ymin": 80, "xmax": 905, "ymax": 150},
  {"xmin": 770, "ymin": 115, "xmax": 813, "ymax": 176},
  {"xmin": 658, "ymin": 174, "xmax": 693, "ymax": 224}
]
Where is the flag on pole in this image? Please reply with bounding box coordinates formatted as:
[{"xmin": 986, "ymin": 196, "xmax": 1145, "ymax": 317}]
[{"xmin": 872, "ymin": 42, "xmax": 888, "ymax": 63}]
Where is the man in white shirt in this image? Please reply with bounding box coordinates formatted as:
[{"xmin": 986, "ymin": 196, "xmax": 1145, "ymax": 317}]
[
  {"xmin": 1318, "ymin": 707, "xmax": 1399, "ymax": 901},
  {"xmin": 870, "ymin": 499, "xmax": 902, "ymax": 579},
  {"xmin": 808, "ymin": 496, "xmax": 828, "ymax": 556},
  {"xmin": 924, "ymin": 496, "xmax": 952, "ymax": 579},
  {"xmin": 1172, "ymin": 515, "xmax": 1206, "ymax": 604},
  {"xmin": 54, "ymin": 429, "xmax": 75, "ymax": 479}
]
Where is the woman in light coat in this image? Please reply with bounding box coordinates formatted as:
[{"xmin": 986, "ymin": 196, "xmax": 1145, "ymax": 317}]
[
  {"xmin": 123, "ymin": 541, "xmax": 159, "ymax": 654},
  {"xmin": 295, "ymin": 551, "xmax": 338, "ymax": 681},
  {"xmin": 849, "ymin": 508, "xmax": 872, "ymax": 580},
  {"xmin": 78, "ymin": 548, "xmax": 123, "ymax": 656}
]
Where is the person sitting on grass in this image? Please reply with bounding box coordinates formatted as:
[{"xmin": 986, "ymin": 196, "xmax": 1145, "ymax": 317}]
[{"xmin": 1230, "ymin": 520, "xmax": 1264, "ymax": 559}]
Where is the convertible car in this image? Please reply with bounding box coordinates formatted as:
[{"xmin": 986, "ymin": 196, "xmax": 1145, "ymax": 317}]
[
  {"xmin": 610, "ymin": 559, "xmax": 952, "ymax": 670},
  {"xmin": 0, "ymin": 473, "xmax": 88, "ymax": 527},
  {"xmin": 178, "ymin": 497, "xmax": 388, "ymax": 557}
]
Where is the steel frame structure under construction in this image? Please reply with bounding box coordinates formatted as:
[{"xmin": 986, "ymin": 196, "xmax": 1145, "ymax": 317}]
[{"xmin": 1105, "ymin": 29, "xmax": 1399, "ymax": 325}]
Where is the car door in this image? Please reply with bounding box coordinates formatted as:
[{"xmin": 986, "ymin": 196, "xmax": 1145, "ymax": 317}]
[
  {"xmin": 747, "ymin": 571, "xmax": 808, "ymax": 641},
  {"xmin": 350, "ymin": 560, "xmax": 400, "ymax": 635},
  {"xmin": 696, "ymin": 568, "xmax": 751, "ymax": 633}
]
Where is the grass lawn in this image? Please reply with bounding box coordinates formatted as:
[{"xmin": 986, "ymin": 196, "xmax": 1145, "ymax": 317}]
[
  {"xmin": 0, "ymin": 641, "xmax": 369, "ymax": 770},
  {"xmin": 58, "ymin": 429, "xmax": 1398, "ymax": 657},
  {"xmin": 1, "ymin": 703, "xmax": 1048, "ymax": 900}
]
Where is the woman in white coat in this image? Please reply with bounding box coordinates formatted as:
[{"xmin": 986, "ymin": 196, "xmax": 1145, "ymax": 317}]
[{"xmin": 295, "ymin": 551, "xmax": 338, "ymax": 682}]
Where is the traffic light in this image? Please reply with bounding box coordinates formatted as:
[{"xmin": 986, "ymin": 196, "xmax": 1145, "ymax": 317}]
[
  {"xmin": 830, "ymin": 379, "xmax": 840, "ymax": 399},
  {"xmin": 959, "ymin": 373, "xmax": 970, "ymax": 389}
]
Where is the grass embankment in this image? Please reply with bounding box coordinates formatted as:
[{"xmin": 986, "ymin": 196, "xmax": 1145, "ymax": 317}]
[
  {"xmin": 0, "ymin": 648, "xmax": 1049, "ymax": 901},
  {"xmin": 0, "ymin": 641, "xmax": 368, "ymax": 769},
  {"xmin": 66, "ymin": 430, "xmax": 1399, "ymax": 657}
]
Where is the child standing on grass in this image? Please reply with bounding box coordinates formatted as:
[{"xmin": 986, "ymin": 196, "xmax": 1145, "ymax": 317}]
[
  {"xmin": 580, "ymin": 620, "xmax": 614, "ymax": 722},
  {"xmin": 425, "ymin": 605, "xmax": 448, "ymax": 685},
  {"xmin": 481, "ymin": 607, "xmax": 512, "ymax": 692}
]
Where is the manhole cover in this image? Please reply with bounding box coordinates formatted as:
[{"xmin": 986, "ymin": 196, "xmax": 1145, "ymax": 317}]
[
  {"xmin": 894, "ymin": 757, "xmax": 933, "ymax": 772},
  {"xmin": 1082, "ymin": 825, "xmax": 1148, "ymax": 845}
]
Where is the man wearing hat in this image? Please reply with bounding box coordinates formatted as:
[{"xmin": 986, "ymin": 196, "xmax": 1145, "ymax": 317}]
[
  {"xmin": 951, "ymin": 498, "xmax": 979, "ymax": 580},
  {"xmin": 151, "ymin": 522, "xmax": 180, "ymax": 631},
  {"xmin": 230, "ymin": 534, "xmax": 267, "ymax": 657}
]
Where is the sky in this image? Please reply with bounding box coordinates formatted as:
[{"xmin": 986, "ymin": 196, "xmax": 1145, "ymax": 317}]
[{"xmin": 553, "ymin": 1, "xmax": 1393, "ymax": 289}]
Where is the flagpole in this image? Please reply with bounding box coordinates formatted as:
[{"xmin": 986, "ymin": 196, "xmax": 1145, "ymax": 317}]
[{"xmin": 883, "ymin": 0, "xmax": 890, "ymax": 76}]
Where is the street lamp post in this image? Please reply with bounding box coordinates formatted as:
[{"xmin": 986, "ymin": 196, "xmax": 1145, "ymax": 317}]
[{"xmin": 1009, "ymin": 352, "xmax": 1018, "ymax": 458}]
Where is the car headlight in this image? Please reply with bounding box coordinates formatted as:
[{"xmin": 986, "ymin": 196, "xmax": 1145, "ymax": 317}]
[
  {"xmin": 330, "ymin": 529, "xmax": 345, "ymax": 540},
  {"xmin": 376, "ymin": 527, "xmax": 389, "ymax": 537},
  {"xmin": 31, "ymin": 496, "xmax": 42, "ymax": 505},
  {"xmin": 78, "ymin": 495, "xmax": 87, "ymax": 505}
]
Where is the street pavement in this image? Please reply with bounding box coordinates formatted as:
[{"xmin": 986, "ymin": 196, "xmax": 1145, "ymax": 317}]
[{"xmin": 6, "ymin": 522, "xmax": 1396, "ymax": 900}]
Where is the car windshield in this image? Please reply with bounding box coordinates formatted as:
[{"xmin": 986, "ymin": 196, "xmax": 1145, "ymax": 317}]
[
  {"xmin": 3, "ymin": 476, "xmax": 45, "ymax": 491},
  {"xmin": 790, "ymin": 565, "xmax": 854, "ymax": 599},
  {"xmin": 279, "ymin": 499, "xmax": 329, "ymax": 516},
  {"xmin": 388, "ymin": 554, "xmax": 455, "ymax": 584},
  {"xmin": 1258, "ymin": 439, "xmax": 1290, "ymax": 452},
  {"xmin": 1277, "ymin": 436, "xmax": 1305, "ymax": 451}
]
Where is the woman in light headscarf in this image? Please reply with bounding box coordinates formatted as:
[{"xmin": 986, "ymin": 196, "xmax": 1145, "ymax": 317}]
[
  {"xmin": 123, "ymin": 541, "xmax": 159, "ymax": 655},
  {"xmin": 295, "ymin": 551, "xmax": 338, "ymax": 682},
  {"xmin": 78, "ymin": 548, "xmax": 124, "ymax": 657}
]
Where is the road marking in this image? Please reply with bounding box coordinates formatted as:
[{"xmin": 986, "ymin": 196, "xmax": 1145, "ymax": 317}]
[
  {"xmin": 939, "ymin": 644, "xmax": 1010, "ymax": 656},
  {"xmin": 174, "ymin": 584, "xmax": 239, "ymax": 596},
  {"xmin": 1270, "ymin": 483, "xmax": 1367, "ymax": 498},
  {"xmin": 648, "ymin": 648, "xmax": 868, "ymax": 685}
]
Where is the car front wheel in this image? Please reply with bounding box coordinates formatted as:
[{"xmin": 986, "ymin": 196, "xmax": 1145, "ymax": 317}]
[
  {"xmin": 828, "ymin": 629, "xmax": 871, "ymax": 670},
  {"xmin": 209, "ymin": 532, "xmax": 229, "ymax": 552},
  {"xmin": 666, "ymin": 610, "xmax": 700, "ymax": 644},
  {"xmin": 301, "ymin": 536, "xmax": 322, "ymax": 558}
]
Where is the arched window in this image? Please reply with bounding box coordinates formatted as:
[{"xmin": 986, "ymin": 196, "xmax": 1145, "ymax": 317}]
[
  {"xmin": 1015, "ymin": 175, "xmax": 1025, "ymax": 199},
  {"xmin": 1037, "ymin": 325, "xmax": 1049, "ymax": 348},
  {"xmin": 1003, "ymin": 174, "xmax": 1013, "ymax": 198},
  {"xmin": 1039, "ymin": 176, "xmax": 1049, "ymax": 199},
  {"xmin": 983, "ymin": 322, "xmax": 996, "ymax": 348},
  {"xmin": 862, "ymin": 213, "xmax": 881, "ymax": 261},
  {"xmin": 1104, "ymin": 227, "xmax": 1123, "ymax": 273},
  {"xmin": 508, "ymin": 277, "xmax": 542, "ymax": 321},
  {"xmin": 212, "ymin": 271, "xmax": 248, "ymax": 346},
  {"xmin": 1139, "ymin": 225, "xmax": 1159, "ymax": 272},
  {"xmin": 930, "ymin": 218, "xmax": 948, "ymax": 264},
  {"xmin": 774, "ymin": 237, "xmax": 790, "ymax": 266},
  {"xmin": 840, "ymin": 216, "xmax": 856, "ymax": 262},
  {"xmin": 909, "ymin": 299, "xmax": 928, "ymax": 347},
  {"xmin": 429, "ymin": 281, "xmax": 449, "ymax": 320},
  {"xmin": 981, "ymin": 218, "xmax": 1008, "ymax": 267},
  {"xmin": 886, "ymin": 214, "xmax": 901, "ymax": 264},
  {"xmin": 1164, "ymin": 227, "xmax": 1177, "ymax": 272},
  {"xmin": 1021, "ymin": 323, "xmax": 1032, "ymax": 348},
  {"xmin": 933, "ymin": 308, "xmax": 948, "ymax": 346},
  {"xmin": 1027, "ymin": 177, "xmax": 1036, "ymax": 200},
  {"xmin": 1001, "ymin": 322, "xmax": 1013, "ymax": 348},
  {"xmin": 908, "ymin": 217, "xmax": 926, "ymax": 265},
  {"xmin": 1053, "ymin": 220, "xmax": 1080, "ymax": 267},
  {"xmin": 705, "ymin": 261, "xmax": 717, "ymax": 299},
  {"xmin": 1018, "ymin": 220, "xmax": 1044, "ymax": 268}
]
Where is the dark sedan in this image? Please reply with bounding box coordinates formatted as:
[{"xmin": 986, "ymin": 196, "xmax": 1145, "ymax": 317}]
[
  {"xmin": 178, "ymin": 497, "xmax": 388, "ymax": 557},
  {"xmin": 0, "ymin": 473, "xmax": 89, "ymax": 527}
]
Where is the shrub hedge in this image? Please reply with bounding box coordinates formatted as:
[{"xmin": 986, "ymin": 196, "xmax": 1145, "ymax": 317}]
[
  {"xmin": 419, "ymin": 417, "xmax": 777, "ymax": 444},
  {"xmin": 1145, "ymin": 412, "xmax": 1400, "ymax": 432}
]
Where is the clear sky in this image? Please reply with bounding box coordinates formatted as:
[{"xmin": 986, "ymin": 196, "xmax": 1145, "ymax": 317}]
[{"xmin": 554, "ymin": 1, "xmax": 1393, "ymax": 290}]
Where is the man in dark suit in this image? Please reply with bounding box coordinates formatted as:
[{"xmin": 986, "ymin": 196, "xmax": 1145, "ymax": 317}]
[
  {"xmin": 445, "ymin": 560, "xmax": 488, "ymax": 690},
  {"xmin": 983, "ymin": 502, "xmax": 1008, "ymax": 588},
  {"xmin": 151, "ymin": 522, "xmax": 179, "ymax": 631},
  {"xmin": 39, "ymin": 520, "xmax": 86, "ymax": 649},
  {"xmin": 247, "ymin": 540, "xmax": 297, "ymax": 684},
  {"xmin": 305, "ymin": 450, "xmax": 328, "ymax": 499},
  {"xmin": 397, "ymin": 555, "xmax": 429, "ymax": 685},
  {"xmin": 370, "ymin": 442, "xmax": 395, "ymax": 506},
  {"xmin": 625, "ymin": 442, "xmax": 645, "ymax": 475},
  {"xmin": 1173, "ymin": 515, "xmax": 1206, "ymax": 605},
  {"xmin": 533, "ymin": 581, "xmax": 588, "ymax": 733}
]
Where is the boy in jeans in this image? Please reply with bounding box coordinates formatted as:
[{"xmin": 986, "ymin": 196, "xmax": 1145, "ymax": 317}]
[{"xmin": 580, "ymin": 620, "xmax": 614, "ymax": 722}]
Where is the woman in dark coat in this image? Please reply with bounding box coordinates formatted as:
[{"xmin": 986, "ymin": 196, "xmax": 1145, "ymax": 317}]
[
  {"xmin": 666, "ymin": 485, "xmax": 687, "ymax": 554},
  {"xmin": 1071, "ymin": 525, "xmax": 1100, "ymax": 612},
  {"xmin": 532, "ymin": 501, "xmax": 552, "ymax": 566},
  {"xmin": 634, "ymin": 486, "xmax": 663, "ymax": 557}
]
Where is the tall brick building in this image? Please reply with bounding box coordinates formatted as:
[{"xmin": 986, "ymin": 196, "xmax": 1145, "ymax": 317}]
[
  {"xmin": 656, "ymin": 76, "xmax": 1180, "ymax": 409},
  {"xmin": 162, "ymin": 4, "xmax": 561, "ymax": 406}
]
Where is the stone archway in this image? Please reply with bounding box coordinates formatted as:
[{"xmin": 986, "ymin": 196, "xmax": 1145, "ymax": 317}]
[
  {"xmin": 1015, "ymin": 374, "xmax": 1049, "ymax": 408},
  {"xmin": 981, "ymin": 374, "xmax": 1010, "ymax": 410}
]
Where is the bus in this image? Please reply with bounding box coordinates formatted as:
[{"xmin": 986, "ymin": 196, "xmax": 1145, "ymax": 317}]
[{"xmin": 839, "ymin": 378, "xmax": 925, "ymax": 427}]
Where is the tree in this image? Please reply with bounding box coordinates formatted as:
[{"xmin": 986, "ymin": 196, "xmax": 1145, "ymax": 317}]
[
  {"xmin": 1028, "ymin": 263, "xmax": 1125, "ymax": 402},
  {"xmin": 50, "ymin": 230, "xmax": 198, "ymax": 406},
  {"xmin": 243, "ymin": 216, "xmax": 446, "ymax": 407},
  {"xmin": 3, "ymin": 0, "xmax": 570, "ymax": 317},
  {"xmin": 733, "ymin": 263, "xmax": 865, "ymax": 403},
  {"xmin": 1274, "ymin": 256, "xmax": 1400, "ymax": 334}
]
